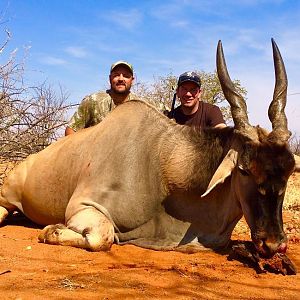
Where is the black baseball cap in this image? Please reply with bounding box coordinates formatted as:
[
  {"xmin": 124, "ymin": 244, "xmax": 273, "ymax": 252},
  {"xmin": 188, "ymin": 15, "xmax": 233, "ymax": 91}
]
[{"xmin": 177, "ymin": 71, "xmax": 201, "ymax": 87}]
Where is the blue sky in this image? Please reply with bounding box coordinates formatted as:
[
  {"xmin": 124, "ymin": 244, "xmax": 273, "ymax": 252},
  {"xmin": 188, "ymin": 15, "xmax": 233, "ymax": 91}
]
[{"xmin": 2, "ymin": 0, "xmax": 300, "ymax": 135}]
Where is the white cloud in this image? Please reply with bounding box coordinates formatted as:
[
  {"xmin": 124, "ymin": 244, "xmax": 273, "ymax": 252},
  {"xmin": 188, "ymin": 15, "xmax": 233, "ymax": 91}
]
[
  {"xmin": 150, "ymin": 3, "xmax": 181, "ymax": 20},
  {"xmin": 231, "ymin": 0, "xmax": 285, "ymax": 5},
  {"xmin": 103, "ymin": 9, "xmax": 142, "ymax": 30},
  {"xmin": 64, "ymin": 46, "xmax": 87, "ymax": 58},
  {"xmin": 279, "ymin": 30, "xmax": 300, "ymax": 63},
  {"xmin": 39, "ymin": 56, "xmax": 66, "ymax": 65},
  {"xmin": 170, "ymin": 20, "xmax": 189, "ymax": 28}
]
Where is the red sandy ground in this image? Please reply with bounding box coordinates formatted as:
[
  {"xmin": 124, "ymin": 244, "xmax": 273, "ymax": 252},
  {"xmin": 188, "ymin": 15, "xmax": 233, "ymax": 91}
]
[{"xmin": 0, "ymin": 173, "xmax": 299, "ymax": 299}]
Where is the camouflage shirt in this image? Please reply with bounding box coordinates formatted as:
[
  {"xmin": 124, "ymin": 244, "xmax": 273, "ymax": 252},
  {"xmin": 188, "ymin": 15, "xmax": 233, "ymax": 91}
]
[{"xmin": 68, "ymin": 90, "xmax": 138, "ymax": 131}]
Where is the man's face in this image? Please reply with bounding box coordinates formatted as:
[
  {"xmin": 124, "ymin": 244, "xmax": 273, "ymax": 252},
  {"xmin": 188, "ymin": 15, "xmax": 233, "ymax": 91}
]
[
  {"xmin": 176, "ymin": 81, "xmax": 201, "ymax": 108},
  {"xmin": 109, "ymin": 65, "xmax": 134, "ymax": 94}
]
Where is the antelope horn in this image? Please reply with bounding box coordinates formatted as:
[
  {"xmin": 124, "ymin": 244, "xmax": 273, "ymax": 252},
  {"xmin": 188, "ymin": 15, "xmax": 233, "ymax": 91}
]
[
  {"xmin": 268, "ymin": 38, "xmax": 291, "ymax": 143},
  {"xmin": 217, "ymin": 40, "xmax": 258, "ymax": 141}
]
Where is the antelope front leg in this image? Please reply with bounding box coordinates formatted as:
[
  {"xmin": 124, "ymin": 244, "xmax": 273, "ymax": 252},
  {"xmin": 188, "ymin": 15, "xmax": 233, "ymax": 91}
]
[
  {"xmin": 0, "ymin": 206, "xmax": 9, "ymax": 225},
  {"xmin": 38, "ymin": 207, "xmax": 115, "ymax": 251}
]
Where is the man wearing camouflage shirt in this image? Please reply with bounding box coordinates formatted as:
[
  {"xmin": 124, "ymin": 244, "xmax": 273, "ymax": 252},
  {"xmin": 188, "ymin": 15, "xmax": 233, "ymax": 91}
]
[{"xmin": 65, "ymin": 61, "xmax": 136, "ymax": 135}]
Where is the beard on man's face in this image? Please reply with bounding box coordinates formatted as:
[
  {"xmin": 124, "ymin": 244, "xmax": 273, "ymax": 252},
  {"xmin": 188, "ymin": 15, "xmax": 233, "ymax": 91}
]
[{"xmin": 111, "ymin": 83, "xmax": 131, "ymax": 94}]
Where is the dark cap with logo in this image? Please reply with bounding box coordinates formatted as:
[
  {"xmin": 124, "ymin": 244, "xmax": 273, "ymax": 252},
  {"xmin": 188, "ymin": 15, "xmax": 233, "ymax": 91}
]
[{"xmin": 177, "ymin": 71, "xmax": 201, "ymax": 88}]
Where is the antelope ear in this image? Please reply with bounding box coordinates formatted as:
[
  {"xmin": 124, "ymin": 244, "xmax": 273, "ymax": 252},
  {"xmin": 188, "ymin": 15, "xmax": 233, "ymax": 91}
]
[
  {"xmin": 201, "ymin": 149, "xmax": 238, "ymax": 197},
  {"xmin": 294, "ymin": 154, "xmax": 300, "ymax": 172}
]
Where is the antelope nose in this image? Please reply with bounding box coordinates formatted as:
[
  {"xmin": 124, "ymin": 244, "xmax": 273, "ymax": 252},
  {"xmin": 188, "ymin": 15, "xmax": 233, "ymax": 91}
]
[
  {"xmin": 264, "ymin": 240, "xmax": 287, "ymax": 255},
  {"xmin": 277, "ymin": 242, "xmax": 287, "ymax": 253}
]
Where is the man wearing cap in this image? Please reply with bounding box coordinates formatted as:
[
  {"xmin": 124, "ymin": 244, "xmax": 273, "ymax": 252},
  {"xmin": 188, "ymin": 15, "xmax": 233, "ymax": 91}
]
[
  {"xmin": 169, "ymin": 71, "xmax": 226, "ymax": 129},
  {"xmin": 65, "ymin": 61, "xmax": 136, "ymax": 135}
]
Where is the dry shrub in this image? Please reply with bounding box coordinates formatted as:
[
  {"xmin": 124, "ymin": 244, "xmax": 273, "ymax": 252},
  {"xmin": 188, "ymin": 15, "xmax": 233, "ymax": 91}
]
[
  {"xmin": 0, "ymin": 160, "xmax": 17, "ymax": 185},
  {"xmin": 284, "ymin": 173, "xmax": 300, "ymax": 210},
  {"xmin": 0, "ymin": 21, "xmax": 73, "ymax": 162}
]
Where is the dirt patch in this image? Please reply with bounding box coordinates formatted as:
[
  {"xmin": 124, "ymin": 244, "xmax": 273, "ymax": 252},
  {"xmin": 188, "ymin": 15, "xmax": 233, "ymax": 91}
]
[{"xmin": 0, "ymin": 174, "xmax": 299, "ymax": 299}]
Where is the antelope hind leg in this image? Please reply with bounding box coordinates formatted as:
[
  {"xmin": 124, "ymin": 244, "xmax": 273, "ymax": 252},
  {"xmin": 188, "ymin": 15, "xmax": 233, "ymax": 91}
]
[{"xmin": 38, "ymin": 207, "xmax": 115, "ymax": 251}]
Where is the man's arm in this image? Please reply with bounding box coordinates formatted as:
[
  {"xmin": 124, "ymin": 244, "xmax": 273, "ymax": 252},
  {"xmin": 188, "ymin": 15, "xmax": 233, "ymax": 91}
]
[
  {"xmin": 214, "ymin": 123, "xmax": 227, "ymax": 129},
  {"xmin": 209, "ymin": 104, "xmax": 227, "ymax": 128},
  {"xmin": 65, "ymin": 126, "xmax": 76, "ymax": 136},
  {"xmin": 65, "ymin": 96, "xmax": 92, "ymax": 136}
]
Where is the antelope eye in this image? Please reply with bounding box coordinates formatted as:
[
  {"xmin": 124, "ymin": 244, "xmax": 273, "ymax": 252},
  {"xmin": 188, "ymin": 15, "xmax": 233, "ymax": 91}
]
[
  {"xmin": 238, "ymin": 165, "xmax": 249, "ymax": 176},
  {"xmin": 258, "ymin": 186, "xmax": 266, "ymax": 195}
]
